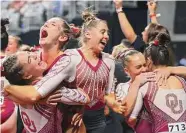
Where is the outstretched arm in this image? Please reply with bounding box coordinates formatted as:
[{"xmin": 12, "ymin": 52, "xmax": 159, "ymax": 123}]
[
  {"xmin": 168, "ymin": 66, "xmax": 186, "ymax": 78},
  {"xmin": 4, "ymin": 55, "xmax": 74, "ymax": 104},
  {"xmin": 6, "ymin": 87, "xmax": 90, "ymax": 106},
  {"xmin": 154, "ymin": 66, "xmax": 186, "ymax": 84},
  {"xmin": 47, "ymin": 87, "xmax": 90, "ymax": 105},
  {"xmin": 6, "ymin": 94, "xmax": 27, "ymax": 105},
  {"xmin": 4, "ymin": 84, "xmax": 40, "ymax": 105}
]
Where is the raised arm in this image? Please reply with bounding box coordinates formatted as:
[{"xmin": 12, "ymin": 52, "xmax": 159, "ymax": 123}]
[
  {"xmin": 113, "ymin": 0, "xmax": 159, "ymax": 43},
  {"xmin": 147, "ymin": 1, "xmax": 158, "ymax": 24},
  {"xmin": 113, "ymin": 0, "xmax": 137, "ymax": 44}
]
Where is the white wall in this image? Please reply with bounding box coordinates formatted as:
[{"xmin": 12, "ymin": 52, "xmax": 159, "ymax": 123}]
[{"xmin": 156, "ymin": 1, "xmax": 186, "ymax": 42}]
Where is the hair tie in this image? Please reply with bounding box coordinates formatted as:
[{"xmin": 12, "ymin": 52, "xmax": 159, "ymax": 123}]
[
  {"xmin": 116, "ymin": 48, "xmax": 134, "ymax": 59},
  {"xmin": 153, "ymin": 40, "xmax": 159, "ymax": 46},
  {"xmin": 71, "ymin": 26, "xmax": 81, "ymax": 34}
]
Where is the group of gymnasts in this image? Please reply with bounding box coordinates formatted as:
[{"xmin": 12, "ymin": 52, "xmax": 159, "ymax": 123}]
[{"xmin": 1, "ymin": 0, "xmax": 186, "ymax": 133}]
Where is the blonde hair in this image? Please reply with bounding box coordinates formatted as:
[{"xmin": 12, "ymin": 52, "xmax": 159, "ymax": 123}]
[
  {"xmin": 9, "ymin": 35, "xmax": 22, "ymax": 48},
  {"xmin": 112, "ymin": 44, "xmax": 129, "ymax": 59},
  {"xmin": 112, "ymin": 42, "xmax": 141, "ymax": 68},
  {"xmin": 79, "ymin": 7, "xmax": 106, "ymax": 44}
]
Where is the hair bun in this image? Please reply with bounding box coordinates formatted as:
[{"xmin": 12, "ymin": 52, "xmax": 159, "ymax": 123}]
[
  {"xmin": 155, "ymin": 32, "xmax": 171, "ymax": 47},
  {"xmin": 70, "ymin": 25, "xmax": 81, "ymax": 38},
  {"xmin": 1, "ymin": 18, "xmax": 9, "ymax": 51},
  {"xmin": 81, "ymin": 7, "xmax": 96, "ymax": 23},
  {"xmin": 1, "ymin": 18, "xmax": 9, "ymax": 27},
  {"xmin": 1, "ymin": 18, "xmax": 9, "ymax": 34}
]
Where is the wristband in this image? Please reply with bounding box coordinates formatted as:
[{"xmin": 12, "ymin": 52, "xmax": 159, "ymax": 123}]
[
  {"xmin": 149, "ymin": 13, "xmax": 161, "ymax": 18},
  {"xmin": 116, "ymin": 7, "xmax": 123, "ymax": 13}
]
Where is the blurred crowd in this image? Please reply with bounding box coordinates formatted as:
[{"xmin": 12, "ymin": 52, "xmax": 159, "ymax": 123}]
[
  {"xmin": 1, "ymin": 0, "xmax": 69, "ymax": 35},
  {"xmin": 1, "ymin": 1, "xmax": 186, "ymax": 133}
]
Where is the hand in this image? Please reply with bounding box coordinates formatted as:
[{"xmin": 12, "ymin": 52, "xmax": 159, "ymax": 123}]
[
  {"xmin": 71, "ymin": 113, "xmax": 83, "ymax": 127},
  {"xmin": 1, "ymin": 77, "xmax": 10, "ymax": 92},
  {"xmin": 112, "ymin": 100, "xmax": 127, "ymax": 114},
  {"xmin": 115, "ymin": 86, "xmax": 127, "ymax": 101},
  {"xmin": 147, "ymin": 0, "xmax": 157, "ymax": 14},
  {"xmin": 46, "ymin": 90, "xmax": 62, "ymax": 106},
  {"xmin": 154, "ymin": 68, "xmax": 171, "ymax": 86},
  {"xmin": 113, "ymin": 0, "xmax": 123, "ymax": 9},
  {"xmin": 134, "ymin": 72, "xmax": 156, "ymax": 86},
  {"xmin": 104, "ymin": 105, "xmax": 110, "ymax": 116}
]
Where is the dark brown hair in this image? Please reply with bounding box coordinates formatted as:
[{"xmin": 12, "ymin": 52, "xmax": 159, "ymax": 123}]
[
  {"xmin": 1, "ymin": 18, "xmax": 9, "ymax": 51},
  {"xmin": 147, "ymin": 23, "xmax": 170, "ymax": 44},
  {"xmin": 2, "ymin": 55, "xmax": 30, "ymax": 85},
  {"xmin": 144, "ymin": 32, "xmax": 173, "ymax": 66}
]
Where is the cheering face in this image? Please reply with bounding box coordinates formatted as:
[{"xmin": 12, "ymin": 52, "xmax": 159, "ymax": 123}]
[
  {"xmin": 5, "ymin": 36, "xmax": 19, "ymax": 55},
  {"xmin": 39, "ymin": 18, "xmax": 64, "ymax": 49},
  {"xmin": 87, "ymin": 21, "xmax": 109, "ymax": 54},
  {"xmin": 124, "ymin": 53, "xmax": 147, "ymax": 80},
  {"xmin": 17, "ymin": 51, "xmax": 47, "ymax": 78}
]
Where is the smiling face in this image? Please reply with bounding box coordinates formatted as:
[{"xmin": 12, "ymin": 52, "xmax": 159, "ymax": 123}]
[
  {"xmin": 17, "ymin": 51, "xmax": 47, "ymax": 78},
  {"xmin": 39, "ymin": 18, "xmax": 68, "ymax": 49},
  {"xmin": 85, "ymin": 21, "xmax": 109, "ymax": 54}
]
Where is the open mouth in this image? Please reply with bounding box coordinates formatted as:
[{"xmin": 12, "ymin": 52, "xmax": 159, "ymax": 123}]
[
  {"xmin": 41, "ymin": 30, "xmax": 48, "ymax": 38},
  {"xmin": 100, "ymin": 41, "xmax": 107, "ymax": 46}
]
